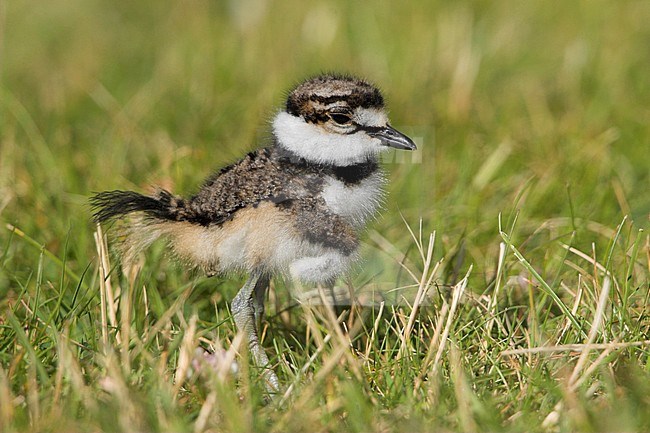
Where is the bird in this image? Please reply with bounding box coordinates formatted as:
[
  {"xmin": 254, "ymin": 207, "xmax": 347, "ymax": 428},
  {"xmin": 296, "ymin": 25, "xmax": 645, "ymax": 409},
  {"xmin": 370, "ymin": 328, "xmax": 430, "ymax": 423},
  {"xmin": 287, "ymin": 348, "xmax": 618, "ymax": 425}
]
[{"xmin": 90, "ymin": 73, "xmax": 416, "ymax": 392}]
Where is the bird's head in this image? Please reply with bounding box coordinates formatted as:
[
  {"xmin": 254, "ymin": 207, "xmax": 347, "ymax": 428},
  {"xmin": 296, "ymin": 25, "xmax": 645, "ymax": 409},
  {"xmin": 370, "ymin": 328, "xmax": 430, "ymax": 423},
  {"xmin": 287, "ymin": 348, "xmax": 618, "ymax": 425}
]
[{"xmin": 273, "ymin": 74, "xmax": 416, "ymax": 166}]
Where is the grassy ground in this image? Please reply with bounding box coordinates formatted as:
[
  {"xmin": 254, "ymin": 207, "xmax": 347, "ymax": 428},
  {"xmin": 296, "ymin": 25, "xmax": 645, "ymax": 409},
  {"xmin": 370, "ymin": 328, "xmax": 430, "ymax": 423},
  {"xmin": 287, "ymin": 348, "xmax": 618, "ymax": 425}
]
[{"xmin": 1, "ymin": 1, "xmax": 649, "ymax": 431}]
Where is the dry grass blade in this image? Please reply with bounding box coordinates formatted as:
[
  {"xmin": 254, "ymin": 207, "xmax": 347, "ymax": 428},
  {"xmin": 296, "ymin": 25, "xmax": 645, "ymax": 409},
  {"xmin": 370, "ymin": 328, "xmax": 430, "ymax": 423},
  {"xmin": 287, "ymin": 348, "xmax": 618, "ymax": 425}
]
[
  {"xmin": 364, "ymin": 301, "xmax": 385, "ymax": 361},
  {"xmin": 486, "ymin": 241, "xmax": 507, "ymax": 337},
  {"xmin": 94, "ymin": 224, "xmax": 119, "ymax": 346},
  {"xmin": 449, "ymin": 344, "xmax": 478, "ymax": 432},
  {"xmin": 173, "ymin": 314, "xmax": 198, "ymax": 397},
  {"xmin": 194, "ymin": 391, "xmax": 217, "ymax": 433},
  {"xmin": 556, "ymin": 278, "xmax": 584, "ymax": 344},
  {"xmin": 500, "ymin": 340, "xmax": 650, "ymax": 356},
  {"xmin": 568, "ymin": 276, "xmax": 611, "ymax": 387},
  {"xmin": 561, "ymin": 243, "xmax": 621, "ymax": 292},
  {"xmin": 414, "ymin": 301, "xmax": 449, "ymax": 393},
  {"xmin": 0, "ymin": 367, "xmax": 14, "ymax": 431},
  {"xmin": 398, "ymin": 232, "xmax": 440, "ymax": 359},
  {"xmin": 428, "ymin": 265, "xmax": 472, "ymax": 379}
]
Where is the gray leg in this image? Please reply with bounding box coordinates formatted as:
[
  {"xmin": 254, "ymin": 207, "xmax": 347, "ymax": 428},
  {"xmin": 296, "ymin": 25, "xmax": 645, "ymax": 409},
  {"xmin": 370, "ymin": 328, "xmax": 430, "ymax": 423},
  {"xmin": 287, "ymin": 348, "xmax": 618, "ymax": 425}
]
[
  {"xmin": 253, "ymin": 274, "xmax": 269, "ymax": 332},
  {"xmin": 231, "ymin": 271, "xmax": 279, "ymax": 393}
]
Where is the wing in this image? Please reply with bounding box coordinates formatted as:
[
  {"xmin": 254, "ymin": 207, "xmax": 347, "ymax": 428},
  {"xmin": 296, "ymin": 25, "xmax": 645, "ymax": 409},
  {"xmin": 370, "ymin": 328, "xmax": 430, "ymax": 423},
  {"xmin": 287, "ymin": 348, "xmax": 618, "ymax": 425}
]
[{"xmin": 186, "ymin": 148, "xmax": 287, "ymax": 226}]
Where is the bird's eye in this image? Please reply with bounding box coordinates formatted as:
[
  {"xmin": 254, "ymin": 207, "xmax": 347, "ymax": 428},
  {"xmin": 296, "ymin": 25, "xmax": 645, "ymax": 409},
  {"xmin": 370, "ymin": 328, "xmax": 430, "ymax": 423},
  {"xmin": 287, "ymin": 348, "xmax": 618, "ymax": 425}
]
[{"xmin": 329, "ymin": 113, "xmax": 352, "ymax": 125}]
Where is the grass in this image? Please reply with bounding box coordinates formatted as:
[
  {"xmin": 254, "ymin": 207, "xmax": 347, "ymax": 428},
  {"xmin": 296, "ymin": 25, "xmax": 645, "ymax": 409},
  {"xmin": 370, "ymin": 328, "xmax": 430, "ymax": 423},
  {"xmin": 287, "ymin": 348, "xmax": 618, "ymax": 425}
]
[{"xmin": 1, "ymin": 0, "xmax": 649, "ymax": 431}]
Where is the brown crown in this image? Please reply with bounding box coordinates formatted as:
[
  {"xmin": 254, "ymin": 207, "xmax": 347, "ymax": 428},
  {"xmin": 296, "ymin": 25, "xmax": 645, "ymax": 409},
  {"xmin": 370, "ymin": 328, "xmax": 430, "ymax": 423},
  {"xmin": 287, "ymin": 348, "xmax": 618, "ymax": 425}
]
[{"xmin": 286, "ymin": 74, "xmax": 384, "ymax": 123}]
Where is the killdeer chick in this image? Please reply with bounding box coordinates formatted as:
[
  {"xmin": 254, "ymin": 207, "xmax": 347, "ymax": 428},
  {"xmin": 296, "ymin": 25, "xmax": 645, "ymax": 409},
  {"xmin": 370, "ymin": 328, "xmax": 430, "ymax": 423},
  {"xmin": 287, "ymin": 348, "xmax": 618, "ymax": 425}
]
[{"xmin": 91, "ymin": 73, "xmax": 416, "ymax": 392}]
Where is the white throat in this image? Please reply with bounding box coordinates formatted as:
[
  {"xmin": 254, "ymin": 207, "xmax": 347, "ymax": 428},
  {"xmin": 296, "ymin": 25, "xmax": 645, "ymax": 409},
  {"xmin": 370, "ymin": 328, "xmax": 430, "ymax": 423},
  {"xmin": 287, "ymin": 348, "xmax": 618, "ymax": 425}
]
[{"xmin": 272, "ymin": 112, "xmax": 385, "ymax": 166}]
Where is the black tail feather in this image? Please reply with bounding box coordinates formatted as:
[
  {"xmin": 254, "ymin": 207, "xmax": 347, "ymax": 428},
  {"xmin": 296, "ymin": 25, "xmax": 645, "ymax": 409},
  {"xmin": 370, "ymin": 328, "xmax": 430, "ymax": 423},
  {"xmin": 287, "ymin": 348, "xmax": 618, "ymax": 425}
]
[{"xmin": 90, "ymin": 190, "xmax": 179, "ymax": 223}]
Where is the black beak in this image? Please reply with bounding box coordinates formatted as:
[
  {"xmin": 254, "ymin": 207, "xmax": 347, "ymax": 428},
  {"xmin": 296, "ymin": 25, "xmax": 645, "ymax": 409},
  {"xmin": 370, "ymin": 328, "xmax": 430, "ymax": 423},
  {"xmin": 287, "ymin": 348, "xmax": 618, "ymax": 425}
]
[{"xmin": 367, "ymin": 124, "xmax": 417, "ymax": 150}]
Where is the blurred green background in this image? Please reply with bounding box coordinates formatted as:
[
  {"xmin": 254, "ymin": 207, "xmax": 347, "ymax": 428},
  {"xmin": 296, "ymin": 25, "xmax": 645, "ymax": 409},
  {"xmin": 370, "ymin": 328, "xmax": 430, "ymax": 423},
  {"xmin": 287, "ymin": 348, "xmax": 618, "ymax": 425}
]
[{"xmin": 1, "ymin": 1, "xmax": 650, "ymax": 431}]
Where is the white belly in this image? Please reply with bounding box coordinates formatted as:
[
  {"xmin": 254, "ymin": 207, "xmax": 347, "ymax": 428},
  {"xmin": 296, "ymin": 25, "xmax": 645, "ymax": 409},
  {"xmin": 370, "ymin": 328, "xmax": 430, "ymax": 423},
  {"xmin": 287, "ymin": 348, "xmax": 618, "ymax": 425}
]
[{"xmin": 321, "ymin": 171, "xmax": 385, "ymax": 226}]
